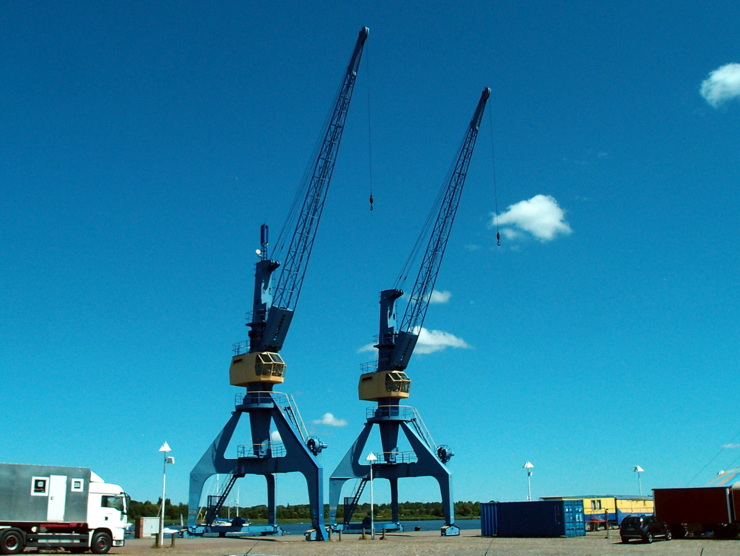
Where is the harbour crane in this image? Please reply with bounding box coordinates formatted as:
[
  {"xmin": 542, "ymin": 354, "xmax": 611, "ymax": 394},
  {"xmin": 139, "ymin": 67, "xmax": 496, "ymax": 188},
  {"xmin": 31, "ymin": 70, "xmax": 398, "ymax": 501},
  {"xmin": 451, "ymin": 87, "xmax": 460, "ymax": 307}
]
[
  {"xmin": 329, "ymin": 87, "xmax": 490, "ymax": 537},
  {"xmin": 188, "ymin": 27, "xmax": 369, "ymax": 542}
]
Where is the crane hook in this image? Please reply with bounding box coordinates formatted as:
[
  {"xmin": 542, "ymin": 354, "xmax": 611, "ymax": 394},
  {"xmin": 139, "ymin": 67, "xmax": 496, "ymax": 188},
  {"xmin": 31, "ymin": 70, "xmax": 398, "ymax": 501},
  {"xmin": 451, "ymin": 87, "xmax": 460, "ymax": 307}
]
[
  {"xmin": 496, "ymin": 231, "xmax": 501, "ymax": 247},
  {"xmin": 369, "ymin": 193, "xmax": 374, "ymax": 211}
]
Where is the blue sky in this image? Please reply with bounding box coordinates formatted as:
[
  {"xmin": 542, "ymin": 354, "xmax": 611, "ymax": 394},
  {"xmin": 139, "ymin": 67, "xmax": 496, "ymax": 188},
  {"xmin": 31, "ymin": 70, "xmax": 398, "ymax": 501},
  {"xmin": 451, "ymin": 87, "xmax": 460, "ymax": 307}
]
[{"xmin": 2, "ymin": 1, "xmax": 738, "ymax": 510}]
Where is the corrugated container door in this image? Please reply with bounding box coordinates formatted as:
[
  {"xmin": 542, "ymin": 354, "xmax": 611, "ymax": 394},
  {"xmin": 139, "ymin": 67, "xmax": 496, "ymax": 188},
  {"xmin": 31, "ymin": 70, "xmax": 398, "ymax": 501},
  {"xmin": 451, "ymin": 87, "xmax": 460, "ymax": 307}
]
[
  {"xmin": 481, "ymin": 502, "xmax": 497, "ymax": 536},
  {"xmin": 563, "ymin": 499, "xmax": 586, "ymax": 537}
]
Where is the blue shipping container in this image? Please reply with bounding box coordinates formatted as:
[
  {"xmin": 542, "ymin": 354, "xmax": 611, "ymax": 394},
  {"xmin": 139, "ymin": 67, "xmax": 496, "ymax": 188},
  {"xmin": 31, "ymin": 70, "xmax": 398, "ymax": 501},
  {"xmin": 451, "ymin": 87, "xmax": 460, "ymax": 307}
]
[
  {"xmin": 481, "ymin": 501, "xmax": 497, "ymax": 536},
  {"xmin": 481, "ymin": 500, "xmax": 586, "ymax": 538}
]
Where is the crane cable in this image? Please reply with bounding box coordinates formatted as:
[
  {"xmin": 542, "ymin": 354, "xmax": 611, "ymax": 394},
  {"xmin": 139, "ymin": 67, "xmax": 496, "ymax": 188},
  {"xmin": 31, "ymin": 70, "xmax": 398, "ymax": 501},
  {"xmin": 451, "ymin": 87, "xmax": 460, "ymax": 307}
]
[
  {"xmin": 394, "ymin": 143, "xmax": 455, "ymax": 291},
  {"xmin": 687, "ymin": 429, "xmax": 740, "ymax": 486},
  {"xmin": 365, "ymin": 47, "xmax": 374, "ymax": 211},
  {"xmin": 488, "ymin": 105, "xmax": 501, "ymax": 246}
]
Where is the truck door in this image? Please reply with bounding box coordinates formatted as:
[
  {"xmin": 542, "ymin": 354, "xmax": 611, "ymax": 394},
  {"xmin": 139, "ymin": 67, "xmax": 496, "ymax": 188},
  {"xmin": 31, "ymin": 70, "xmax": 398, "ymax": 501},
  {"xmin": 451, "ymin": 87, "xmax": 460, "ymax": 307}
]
[
  {"xmin": 97, "ymin": 495, "xmax": 126, "ymax": 528},
  {"xmin": 47, "ymin": 475, "xmax": 68, "ymax": 521}
]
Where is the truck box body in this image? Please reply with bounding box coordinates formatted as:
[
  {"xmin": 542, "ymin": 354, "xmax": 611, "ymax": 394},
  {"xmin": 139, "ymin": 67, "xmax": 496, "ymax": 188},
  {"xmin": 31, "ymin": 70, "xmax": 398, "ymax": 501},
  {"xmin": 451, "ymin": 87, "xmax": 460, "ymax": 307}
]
[
  {"xmin": 654, "ymin": 487, "xmax": 733, "ymax": 525},
  {"xmin": 0, "ymin": 464, "xmax": 92, "ymax": 523},
  {"xmin": 0, "ymin": 462, "xmax": 128, "ymax": 554}
]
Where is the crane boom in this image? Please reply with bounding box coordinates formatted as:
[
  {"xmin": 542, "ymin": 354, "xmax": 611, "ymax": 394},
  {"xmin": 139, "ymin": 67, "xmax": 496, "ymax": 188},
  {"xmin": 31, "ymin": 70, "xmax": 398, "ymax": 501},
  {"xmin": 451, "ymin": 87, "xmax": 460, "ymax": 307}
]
[
  {"xmin": 273, "ymin": 27, "xmax": 369, "ymax": 312},
  {"xmin": 247, "ymin": 27, "xmax": 369, "ymax": 355},
  {"xmin": 380, "ymin": 88, "xmax": 490, "ymax": 375}
]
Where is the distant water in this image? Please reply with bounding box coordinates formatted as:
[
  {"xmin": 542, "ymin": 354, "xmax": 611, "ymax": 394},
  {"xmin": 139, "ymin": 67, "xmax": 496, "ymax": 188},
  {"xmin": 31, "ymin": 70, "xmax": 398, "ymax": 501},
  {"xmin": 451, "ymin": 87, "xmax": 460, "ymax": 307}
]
[
  {"xmin": 279, "ymin": 519, "xmax": 480, "ymax": 536},
  {"xmin": 169, "ymin": 519, "xmax": 481, "ymax": 539}
]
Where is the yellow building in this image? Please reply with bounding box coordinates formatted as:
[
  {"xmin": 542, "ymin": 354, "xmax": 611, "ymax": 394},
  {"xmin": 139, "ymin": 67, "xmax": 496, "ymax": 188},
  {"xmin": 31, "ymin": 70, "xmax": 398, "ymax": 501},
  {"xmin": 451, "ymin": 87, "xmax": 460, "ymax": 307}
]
[{"xmin": 541, "ymin": 495, "xmax": 654, "ymax": 529}]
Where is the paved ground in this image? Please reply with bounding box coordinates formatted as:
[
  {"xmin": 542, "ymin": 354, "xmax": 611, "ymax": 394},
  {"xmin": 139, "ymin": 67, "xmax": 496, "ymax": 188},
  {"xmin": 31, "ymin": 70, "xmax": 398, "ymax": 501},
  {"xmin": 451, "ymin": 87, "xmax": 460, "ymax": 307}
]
[{"xmin": 109, "ymin": 530, "xmax": 739, "ymax": 555}]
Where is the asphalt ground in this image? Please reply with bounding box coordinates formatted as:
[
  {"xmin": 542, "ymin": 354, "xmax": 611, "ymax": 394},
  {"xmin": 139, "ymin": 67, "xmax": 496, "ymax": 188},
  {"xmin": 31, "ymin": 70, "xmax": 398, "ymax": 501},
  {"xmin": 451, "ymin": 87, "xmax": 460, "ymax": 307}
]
[{"xmin": 108, "ymin": 530, "xmax": 739, "ymax": 555}]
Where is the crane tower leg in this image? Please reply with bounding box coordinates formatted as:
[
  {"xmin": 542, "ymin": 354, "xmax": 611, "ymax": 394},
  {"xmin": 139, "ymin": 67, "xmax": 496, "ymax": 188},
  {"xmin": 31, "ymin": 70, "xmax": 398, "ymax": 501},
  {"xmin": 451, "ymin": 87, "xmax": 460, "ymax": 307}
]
[{"xmin": 265, "ymin": 473, "xmax": 277, "ymax": 527}]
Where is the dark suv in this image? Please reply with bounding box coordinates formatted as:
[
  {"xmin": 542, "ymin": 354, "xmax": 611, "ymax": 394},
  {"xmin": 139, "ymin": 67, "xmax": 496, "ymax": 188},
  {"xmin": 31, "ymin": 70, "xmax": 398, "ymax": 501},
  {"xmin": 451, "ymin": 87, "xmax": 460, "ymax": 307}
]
[{"xmin": 619, "ymin": 515, "xmax": 672, "ymax": 543}]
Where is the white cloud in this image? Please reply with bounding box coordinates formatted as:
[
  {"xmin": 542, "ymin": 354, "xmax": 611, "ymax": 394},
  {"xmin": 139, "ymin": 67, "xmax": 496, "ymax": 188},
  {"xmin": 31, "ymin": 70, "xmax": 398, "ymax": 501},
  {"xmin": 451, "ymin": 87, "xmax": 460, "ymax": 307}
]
[
  {"xmin": 270, "ymin": 430, "xmax": 282, "ymax": 442},
  {"xmin": 429, "ymin": 290, "xmax": 451, "ymax": 304},
  {"xmin": 358, "ymin": 342, "xmax": 375, "ymax": 353},
  {"xmin": 700, "ymin": 63, "xmax": 740, "ymax": 107},
  {"xmin": 357, "ymin": 326, "xmax": 470, "ymax": 355},
  {"xmin": 723, "ymin": 443, "xmax": 740, "ymax": 449},
  {"xmin": 492, "ymin": 194, "xmax": 572, "ymax": 242},
  {"xmin": 414, "ymin": 327, "xmax": 471, "ymax": 355},
  {"xmin": 407, "ymin": 289, "xmax": 452, "ymax": 306},
  {"xmin": 312, "ymin": 412, "xmax": 348, "ymax": 427}
]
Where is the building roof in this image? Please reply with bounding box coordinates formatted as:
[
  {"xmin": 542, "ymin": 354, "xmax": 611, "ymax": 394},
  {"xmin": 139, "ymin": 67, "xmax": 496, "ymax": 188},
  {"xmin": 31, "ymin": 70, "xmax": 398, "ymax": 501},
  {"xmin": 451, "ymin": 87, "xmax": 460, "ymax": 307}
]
[{"xmin": 541, "ymin": 494, "xmax": 653, "ymax": 501}]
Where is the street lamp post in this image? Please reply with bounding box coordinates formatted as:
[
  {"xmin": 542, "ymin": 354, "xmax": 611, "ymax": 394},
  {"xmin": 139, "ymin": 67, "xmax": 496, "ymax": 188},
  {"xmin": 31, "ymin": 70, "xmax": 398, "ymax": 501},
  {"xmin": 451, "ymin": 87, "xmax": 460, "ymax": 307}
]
[
  {"xmin": 523, "ymin": 461, "xmax": 534, "ymax": 501},
  {"xmin": 633, "ymin": 465, "xmax": 644, "ymax": 496},
  {"xmin": 158, "ymin": 442, "xmax": 174, "ymax": 547},
  {"xmin": 366, "ymin": 452, "xmax": 377, "ymax": 540}
]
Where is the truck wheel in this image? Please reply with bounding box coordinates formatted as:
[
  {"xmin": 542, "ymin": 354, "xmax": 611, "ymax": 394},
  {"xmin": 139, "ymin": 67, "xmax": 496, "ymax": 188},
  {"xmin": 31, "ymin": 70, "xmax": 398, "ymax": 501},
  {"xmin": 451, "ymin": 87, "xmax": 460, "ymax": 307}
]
[
  {"xmin": 644, "ymin": 532, "xmax": 653, "ymax": 543},
  {"xmin": 90, "ymin": 531, "xmax": 112, "ymax": 554},
  {"xmin": 0, "ymin": 529, "xmax": 25, "ymax": 555}
]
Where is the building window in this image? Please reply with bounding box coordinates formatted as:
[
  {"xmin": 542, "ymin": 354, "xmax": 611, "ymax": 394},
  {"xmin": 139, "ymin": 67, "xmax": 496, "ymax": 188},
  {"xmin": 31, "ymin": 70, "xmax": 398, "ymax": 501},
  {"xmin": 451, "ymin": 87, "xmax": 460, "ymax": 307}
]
[
  {"xmin": 591, "ymin": 500, "xmax": 602, "ymax": 510},
  {"xmin": 31, "ymin": 477, "xmax": 48, "ymax": 496},
  {"xmin": 71, "ymin": 479, "xmax": 84, "ymax": 492}
]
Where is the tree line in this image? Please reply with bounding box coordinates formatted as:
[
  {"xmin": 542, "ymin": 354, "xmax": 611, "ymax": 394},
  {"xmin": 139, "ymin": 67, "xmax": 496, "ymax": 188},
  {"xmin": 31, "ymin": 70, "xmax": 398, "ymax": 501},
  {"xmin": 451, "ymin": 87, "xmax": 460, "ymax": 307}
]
[{"xmin": 127, "ymin": 499, "xmax": 480, "ymax": 523}]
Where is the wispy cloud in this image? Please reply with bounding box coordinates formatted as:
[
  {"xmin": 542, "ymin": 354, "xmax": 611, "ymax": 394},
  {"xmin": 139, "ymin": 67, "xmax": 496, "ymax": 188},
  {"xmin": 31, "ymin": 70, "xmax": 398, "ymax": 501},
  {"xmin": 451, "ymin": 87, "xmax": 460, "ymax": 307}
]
[
  {"xmin": 723, "ymin": 443, "xmax": 740, "ymax": 449},
  {"xmin": 271, "ymin": 430, "xmax": 282, "ymax": 442},
  {"xmin": 429, "ymin": 290, "xmax": 451, "ymax": 304},
  {"xmin": 492, "ymin": 194, "xmax": 572, "ymax": 242},
  {"xmin": 700, "ymin": 63, "xmax": 740, "ymax": 107},
  {"xmin": 358, "ymin": 326, "xmax": 471, "ymax": 355},
  {"xmin": 406, "ymin": 289, "xmax": 452, "ymax": 306},
  {"xmin": 312, "ymin": 412, "xmax": 348, "ymax": 427},
  {"xmin": 414, "ymin": 327, "xmax": 471, "ymax": 354}
]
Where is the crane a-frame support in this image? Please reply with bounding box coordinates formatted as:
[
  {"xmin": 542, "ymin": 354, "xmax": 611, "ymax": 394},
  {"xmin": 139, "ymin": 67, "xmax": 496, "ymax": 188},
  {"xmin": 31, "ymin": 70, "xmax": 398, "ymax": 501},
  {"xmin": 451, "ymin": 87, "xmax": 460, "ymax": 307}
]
[
  {"xmin": 328, "ymin": 403, "xmax": 457, "ymax": 535},
  {"xmin": 189, "ymin": 391, "xmax": 327, "ymax": 539}
]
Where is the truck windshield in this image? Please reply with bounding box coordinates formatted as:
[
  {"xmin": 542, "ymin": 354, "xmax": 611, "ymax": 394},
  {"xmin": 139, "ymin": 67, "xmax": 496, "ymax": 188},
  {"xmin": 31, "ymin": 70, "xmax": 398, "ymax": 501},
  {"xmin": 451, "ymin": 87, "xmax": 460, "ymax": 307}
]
[{"xmin": 102, "ymin": 495, "xmax": 125, "ymax": 512}]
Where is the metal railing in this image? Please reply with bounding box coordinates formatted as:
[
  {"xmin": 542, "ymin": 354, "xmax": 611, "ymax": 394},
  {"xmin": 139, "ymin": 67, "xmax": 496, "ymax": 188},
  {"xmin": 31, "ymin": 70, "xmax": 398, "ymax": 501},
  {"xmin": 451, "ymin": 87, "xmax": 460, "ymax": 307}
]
[
  {"xmin": 359, "ymin": 360, "xmax": 378, "ymax": 374},
  {"xmin": 366, "ymin": 405, "xmax": 436, "ymax": 450},
  {"xmin": 232, "ymin": 340, "xmax": 249, "ymax": 355},
  {"xmin": 233, "ymin": 391, "xmax": 310, "ymax": 444},
  {"xmin": 372, "ymin": 450, "xmax": 418, "ymax": 464},
  {"xmin": 367, "ymin": 405, "xmax": 414, "ymax": 420},
  {"xmin": 234, "ymin": 392, "xmax": 274, "ymax": 407},
  {"xmin": 237, "ymin": 442, "xmax": 286, "ymax": 459}
]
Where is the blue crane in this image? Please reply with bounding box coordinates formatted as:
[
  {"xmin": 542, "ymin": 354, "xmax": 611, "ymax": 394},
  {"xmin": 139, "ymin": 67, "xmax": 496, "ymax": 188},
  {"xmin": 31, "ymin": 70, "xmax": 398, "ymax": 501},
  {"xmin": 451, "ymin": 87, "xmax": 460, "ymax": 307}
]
[
  {"xmin": 377, "ymin": 86, "xmax": 490, "ymax": 377},
  {"xmin": 189, "ymin": 27, "xmax": 369, "ymax": 542},
  {"xmin": 329, "ymin": 88, "xmax": 490, "ymax": 537},
  {"xmin": 249, "ymin": 26, "xmax": 369, "ymax": 355}
]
